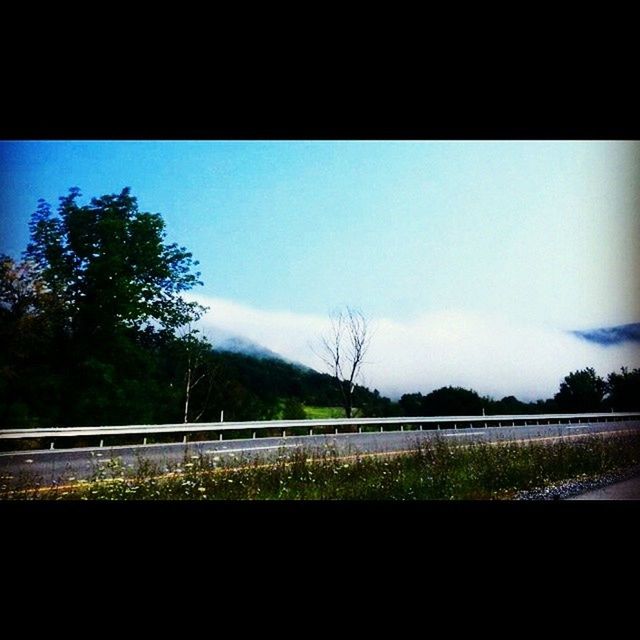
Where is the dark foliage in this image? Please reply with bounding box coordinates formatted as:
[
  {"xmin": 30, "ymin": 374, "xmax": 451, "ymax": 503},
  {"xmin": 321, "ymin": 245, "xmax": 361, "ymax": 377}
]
[
  {"xmin": 604, "ymin": 367, "xmax": 640, "ymax": 411},
  {"xmin": 554, "ymin": 367, "xmax": 607, "ymax": 413}
]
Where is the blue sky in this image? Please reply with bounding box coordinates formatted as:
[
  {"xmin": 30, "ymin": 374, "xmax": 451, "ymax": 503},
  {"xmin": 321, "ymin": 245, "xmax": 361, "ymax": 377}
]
[{"xmin": 1, "ymin": 140, "xmax": 639, "ymax": 399}]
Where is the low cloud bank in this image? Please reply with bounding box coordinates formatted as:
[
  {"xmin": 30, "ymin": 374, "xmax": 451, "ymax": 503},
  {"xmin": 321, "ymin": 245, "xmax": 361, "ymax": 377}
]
[{"xmin": 190, "ymin": 295, "xmax": 640, "ymax": 402}]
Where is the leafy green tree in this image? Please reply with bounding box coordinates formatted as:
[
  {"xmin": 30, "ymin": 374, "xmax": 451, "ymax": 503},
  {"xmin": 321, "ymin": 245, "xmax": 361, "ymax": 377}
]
[
  {"xmin": 0, "ymin": 254, "xmax": 49, "ymax": 319},
  {"xmin": 605, "ymin": 367, "xmax": 640, "ymax": 411},
  {"xmin": 359, "ymin": 388, "xmax": 396, "ymax": 417},
  {"xmin": 399, "ymin": 386, "xmax": 486, "ymax": 416},
  {"xmin": 398, "ymin": 392, "xmax": 425, "ymax": 416},
  {"xmin": 282, "ymin": 397, "xmax": 306, "ymax": 419},
  {"xmin": 492, "ymin": 395, "xmax": 529, "ymax": 415},
  {"xmin": 554, "ymin": 367, "xmax": 606, "ymax": 412},
  {"xmin": 0, "ymin": 256, "xmax": 68, "ymax": 426},
  {"xmin": 421, "ymin": 386, "xmax": 486, "ymax": 416},
  {"xmin": 2, "ymin": 187, "xmax": 207, "ymax": 427},
  {"xmin": 26, "ymin": 187, "xmax": 204, "ymax": 338}
]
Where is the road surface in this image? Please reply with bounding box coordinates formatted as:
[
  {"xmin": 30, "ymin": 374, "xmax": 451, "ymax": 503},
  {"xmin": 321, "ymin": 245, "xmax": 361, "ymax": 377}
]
[
  {"xmin": 1, "ymin": 419, "xmax": 638, "ymax": 489},
  {"xmin": 567, "ymin": 475, "xmax": 640, "ymax": 500}
]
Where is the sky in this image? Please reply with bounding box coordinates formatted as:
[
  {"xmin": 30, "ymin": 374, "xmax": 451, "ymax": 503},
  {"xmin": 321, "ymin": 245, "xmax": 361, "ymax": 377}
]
[{"xmin": 1, "ymin": 140, "xmax": 639, "ymax": 400}]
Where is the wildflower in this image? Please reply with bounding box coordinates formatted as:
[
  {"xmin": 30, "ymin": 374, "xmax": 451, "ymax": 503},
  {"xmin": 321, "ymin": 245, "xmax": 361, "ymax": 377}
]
[
  {"xmin": 198, "ymin": 487, "xmax": 206, "ymax": 492},
  {"xmin": 25, "ymin": 459, "xmax": 33, "ymax": 464}
]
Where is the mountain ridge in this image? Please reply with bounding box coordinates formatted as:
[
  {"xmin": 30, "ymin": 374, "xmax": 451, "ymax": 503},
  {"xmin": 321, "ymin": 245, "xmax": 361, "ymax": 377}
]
[
  {"xmin": 205, "ymin": 327, "xmax": 314, "ymax": 372},
  {"xmin": 572, "ymin": 322, "xmax": 640, "ymax": 346}
]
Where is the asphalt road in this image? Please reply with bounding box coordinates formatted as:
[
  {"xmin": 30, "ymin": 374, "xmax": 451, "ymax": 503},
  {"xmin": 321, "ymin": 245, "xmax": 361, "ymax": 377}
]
[
  {"xmin": 2, "ymin": 419, "xmax": 639, "ymax": 489},
  {"xmin": 567, "ymin": 475, "xmax": 640, "ymax": 500}
]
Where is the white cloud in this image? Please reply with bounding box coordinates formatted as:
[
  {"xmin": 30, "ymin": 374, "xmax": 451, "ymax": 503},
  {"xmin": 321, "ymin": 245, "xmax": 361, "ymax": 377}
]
[{"xmin": 189, "ymin": 294, "xmax": 640, "ymax": 402}]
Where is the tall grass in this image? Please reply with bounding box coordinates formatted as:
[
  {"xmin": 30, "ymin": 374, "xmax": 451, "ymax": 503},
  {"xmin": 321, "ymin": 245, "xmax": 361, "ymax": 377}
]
[{"xmin": 3, "ymin": 433, "xmax": 639, "ymax": 500}]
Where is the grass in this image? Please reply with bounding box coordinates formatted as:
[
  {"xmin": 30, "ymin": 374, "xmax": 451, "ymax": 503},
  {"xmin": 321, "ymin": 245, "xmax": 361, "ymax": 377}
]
[
  {"xmin": 303, "ymin": 405, "xmax": 359, "ymax": 419},
  {"xmin": 3, "ymin": 431, "xmax": 640, "ymax": 500}
]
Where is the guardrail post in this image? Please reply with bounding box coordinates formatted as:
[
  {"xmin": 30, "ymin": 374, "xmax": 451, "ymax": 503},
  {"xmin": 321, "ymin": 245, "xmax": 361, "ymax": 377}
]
[
  {"xmin": 401, "ymin": 425, "xmax": 404, "ymax": 432},
  {"xmin": 454, "ymin": 423, "xmax": 457, "ymax": 430},
  {"xmin": 380, "ymin": 425, "xmax": 383, "ymax": 432},
  {"xmin": 100, "ymin": 439, "xmax": 103, "ymax": 448},
  {"xmin": 335, "ymin": 427, "xmax": 338, "ymax": 435},
  {"xmin": 183, "ymin": 435, "xmax": 187, "ymax": 444},
  {"xmin": 358, "ymin": 426, "xmax": 362, "ymax": 433},
  {"xmin": 282, "ymin": 429, "xmax": 286, "ymax": 438},
  {"xmin": 50, "ymin": 441, "xmax": 54, "ymax": 450},
  {"xmin": 253, "ymin": 431, "xmax": 256, "ymax": 439},
  {"xmin": 219, "ymin": 433, "xmax": 223, "ymax": 441},
  {"xmin": 309, "ymin": 428, "xmax": 313, "ymax": 436},
  {"xmin": 143, "ymin": 437, "xmax": 147, "ymax": 445},
  {"xmin": 419, "ymin": 425, "xmax": 423, "ymax": 431}
]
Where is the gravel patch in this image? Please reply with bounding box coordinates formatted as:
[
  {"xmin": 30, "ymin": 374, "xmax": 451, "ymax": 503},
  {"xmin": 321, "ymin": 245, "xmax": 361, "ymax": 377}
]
[{"xmin": 513, "ymin": 464, "xmax": 640, "ymax": 500}]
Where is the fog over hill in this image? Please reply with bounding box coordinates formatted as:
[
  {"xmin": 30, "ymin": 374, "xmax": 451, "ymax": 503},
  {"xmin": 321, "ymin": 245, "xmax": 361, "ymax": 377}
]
[
  {"xmin": 205, "ymin": 326, "xmax": 313, "ymax": 371},
  {"xmin": 192, "ymin": 295, "xmax": 640, "ymax": 402}
]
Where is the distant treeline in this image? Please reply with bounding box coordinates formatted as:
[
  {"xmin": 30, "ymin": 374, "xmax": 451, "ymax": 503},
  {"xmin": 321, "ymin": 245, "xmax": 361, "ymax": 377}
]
[{"xmin": 396, "ymin": 366, "xmax": 640, "ymax": 417}]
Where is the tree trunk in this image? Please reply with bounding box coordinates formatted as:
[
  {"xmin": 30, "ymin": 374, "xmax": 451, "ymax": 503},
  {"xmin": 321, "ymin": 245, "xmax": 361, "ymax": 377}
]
[{"xmin": 183, "ymin": 353, "xmax": 192, "ymax": 423}]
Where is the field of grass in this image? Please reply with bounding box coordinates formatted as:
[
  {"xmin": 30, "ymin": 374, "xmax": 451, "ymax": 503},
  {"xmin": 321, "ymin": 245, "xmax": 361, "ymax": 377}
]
[
  {"xmin": 3, "ymin": 432, "xmax": 640, "ymax": 500},
  {"xmin": 303, "ymin": 405, "xmax": 359, "ymax": 419}
]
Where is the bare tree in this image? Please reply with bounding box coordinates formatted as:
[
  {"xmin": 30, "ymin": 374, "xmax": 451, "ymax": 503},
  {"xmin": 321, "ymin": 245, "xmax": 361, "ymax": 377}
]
[
  {"xmin": 315, "ymin": 307, "xmax": 371, "ymax": 418},
  {"xmin": 179, "ymin": 323, "xmax": 217, "ymax": 423}
]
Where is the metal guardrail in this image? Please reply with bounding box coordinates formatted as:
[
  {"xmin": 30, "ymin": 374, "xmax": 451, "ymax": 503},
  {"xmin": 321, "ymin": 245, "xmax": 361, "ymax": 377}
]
[{"xmin": 1, "ymin": 412, "xmax": 639, "ymax": 441}]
